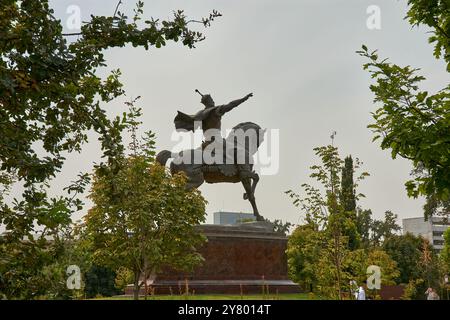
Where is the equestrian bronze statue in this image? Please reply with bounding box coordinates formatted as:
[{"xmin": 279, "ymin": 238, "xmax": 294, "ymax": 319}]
[{"xmin": 156, "ymin": 90, "xmax": 265, "ymax": 221}]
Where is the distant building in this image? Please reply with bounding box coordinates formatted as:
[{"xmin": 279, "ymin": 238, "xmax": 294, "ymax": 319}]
[
  {"xmin": 213, "ymin": 211, "xmax": 256, "ymax": 225},
  {"xmin": 402, "ymin": 217, "xmax": 449, "ymax": 252}
]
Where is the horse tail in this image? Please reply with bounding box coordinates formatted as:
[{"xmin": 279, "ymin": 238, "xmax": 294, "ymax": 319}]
[{"xmin": 156, "ymin": 150, "xmax": 172, "ymax": 166}]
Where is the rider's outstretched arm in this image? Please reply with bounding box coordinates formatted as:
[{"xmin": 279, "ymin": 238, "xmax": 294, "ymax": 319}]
[{"xmin": 216, "ymin": 93, "xmax": 253, "ymax": 116}]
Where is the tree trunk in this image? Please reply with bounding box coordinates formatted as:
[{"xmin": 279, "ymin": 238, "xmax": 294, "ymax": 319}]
[
  {"xmin": 334, "ymin": 231, "xmax": 342, "ymax": 300},
  {"xmin": 133, "ymin": 270, "xmax": 140, "ymax": 300},
  {"xmin": 144, "ymin": 270, "xmax": 148, "ymax": 300}
]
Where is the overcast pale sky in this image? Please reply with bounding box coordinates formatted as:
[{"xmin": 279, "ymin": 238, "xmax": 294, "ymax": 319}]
[{"xmin": 38, "ymin": 0, "xmax": 449, "ymax": 226}]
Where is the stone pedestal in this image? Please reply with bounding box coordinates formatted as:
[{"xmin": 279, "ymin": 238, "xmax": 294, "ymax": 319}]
[{"xmin": 145, "ymin": 222, "xmax": 300, "ymax": 294}]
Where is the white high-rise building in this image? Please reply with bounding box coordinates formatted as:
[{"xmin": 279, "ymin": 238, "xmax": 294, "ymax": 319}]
[
  {"xmin": 402, "ymin": 217, "xmax": 449, "ymax": 252},
  {"xmin": 213, "ymin": 211, "xmax": 256, "ymax": 225}
]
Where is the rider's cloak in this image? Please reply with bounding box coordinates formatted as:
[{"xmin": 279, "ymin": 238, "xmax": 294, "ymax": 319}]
[{"xmin": 174, "ymin": 107, "xmax": 219, "ymax": 132}]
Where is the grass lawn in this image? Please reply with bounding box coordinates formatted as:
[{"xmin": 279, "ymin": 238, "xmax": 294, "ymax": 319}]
[{"xmin": 97, "ymin": 293, "xmax": 317, "ymax": 300}]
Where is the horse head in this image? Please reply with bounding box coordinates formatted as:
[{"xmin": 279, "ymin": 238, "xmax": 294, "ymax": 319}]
[{"xmin": 226, "ymin": 122, "xmax": 265, "ymax": 156}]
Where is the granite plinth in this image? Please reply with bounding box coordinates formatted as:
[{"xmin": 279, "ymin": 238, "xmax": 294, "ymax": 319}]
[{"xmin": 126, "ymin": 222, "xmax": 300, "ymax": 295}]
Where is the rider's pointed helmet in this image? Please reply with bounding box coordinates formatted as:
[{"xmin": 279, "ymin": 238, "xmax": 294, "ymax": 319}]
[{"xmin": 201, "ymin": 94, "xmax": 215, "ymax": 108}]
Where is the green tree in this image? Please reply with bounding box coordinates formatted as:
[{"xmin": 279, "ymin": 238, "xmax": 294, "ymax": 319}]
[
  {"xmin": 114, "ymin": 267, "xmax": 134, "ymax": 294},
  {"xmin": 0, "ymin": 222, "xmax": 91, "ymax": 300},
  {"xmin": 441, "ymin": 228, "xmax": 450, "ymax": 272},
  {"xmin": 401, "ymin": 237, "xmax": 442, "ymax": 299},
  {"xmin": 366, "ymin": 249, "xmax": 400, "ymax": 286},
  {"xmin": 288, "ymin": 224, "xmax": 400, "ymax": 299},
  {"xmin": 406, "ymin": 0, "xmax": 450, "ymax": 71},
  {"xmin": 340, "ymin": 156, "xmax": 356, "ymax": 213},
  {"xmin": 423, "ymin": 193, "xmax": 450, "ymax": 219},
  {"xmin": 383, "ymin": 233, "xmax": 422, "ymax": 284},
  {"xmin": 0, "ymin": 0, "xmax": 219, "ymax": 299},
  {"xmin": 382, "ymin": 232, "xmax": 439, "ymax": 291},
  {"xmin": 85, "ymin": 125, "xmax": 207, "ymax": 300},
  {"xmin": 286, "ymin": 224, "xmax": 321, "ymax": 292},
  {"xmin": 286, "ymin": 145, "xmax": 369, "ymax": 298},
  {"xmin": 339, "ymin": 155, "xmax": 364, "ymax": 250},
  {"xmin": 402, "ymin": 278, "xmax": 426, "ymax": 300},
  {"xmin": 419, "ymin": 238, "xmax": 440, "ymax": 289},
  {"xmin": 356, "ymin": 208, "xmax": 373, "ymax": 248},
  {"xmin": 265, "ymin": 218, "xmax": 293, "ymax": 235},
  {"xmin": 358, "ymin": 1, "xmax": 450, "ymax": 214},
  {"xmin": 371, "ymin": 211, "xmax": 401, "ymax": 246},
  {"xmin": 314, "ymin": 231, "xmax": 351, "ymax": 300},
  {"xmin": 84, "ymin": 265, "xmax": 118, "ymax": 299},
  {"xmin": 346, "ymin": 248, "xmax": 399, "ymax": 291}
]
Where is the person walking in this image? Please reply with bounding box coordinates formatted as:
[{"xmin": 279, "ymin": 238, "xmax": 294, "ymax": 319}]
[
  {"xmin": 357, "ymin": 283, "xmax": 366, "ymax": 300},
  {"xmin": 425, "ymin": 287, "xmax": 440, "ymax": 300}
]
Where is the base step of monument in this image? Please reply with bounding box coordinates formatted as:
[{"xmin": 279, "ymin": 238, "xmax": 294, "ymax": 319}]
[{"xmin": 125, "ymin": 279, "xmax": 300, "ymax": 295}]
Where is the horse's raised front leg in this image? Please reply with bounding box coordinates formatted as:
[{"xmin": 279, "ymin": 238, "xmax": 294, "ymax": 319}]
[
  {"xmin": 241, "ymin": 177, "xmax": 263, "ymax": 221},
  {"xmin": 185, "ymin": 171, "xmax": 205, "ymax": 190},
  {"xmin": 243, "ymin": 171, "xmax": 259, "ymax": 200},
  {"xmin": 175, "ymin": 165, "xmax": 205, "ymax": 190},
  {"xmin": 250, "ymin": 171, "xmax": 259, "ymax": 195}
]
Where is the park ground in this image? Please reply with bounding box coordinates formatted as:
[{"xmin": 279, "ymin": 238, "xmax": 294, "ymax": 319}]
[{"xmin": 97, "ymin": 293, "xmax": 316, "ymax": 300}]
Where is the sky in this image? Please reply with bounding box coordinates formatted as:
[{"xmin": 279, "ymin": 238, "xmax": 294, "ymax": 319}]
[{"xmin": 32, "ymin": 0, "xmax": 449, "ymax": 226}]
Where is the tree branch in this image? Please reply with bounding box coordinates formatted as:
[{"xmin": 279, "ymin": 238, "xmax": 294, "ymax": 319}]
[
  {"xmin": 433, "ymin": 21, "xmax": 450, "ymax": 40},
  {"xmin": 113, "ymin": 0, "xmax": 123, "ymax": 18},
  {"xmin": 62, "ymin": 32, "xmax": 82, "ymax": 36}
]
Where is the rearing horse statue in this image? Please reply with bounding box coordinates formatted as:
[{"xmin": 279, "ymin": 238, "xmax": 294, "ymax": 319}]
[{"xmin": 156, "ymin": 90, "xmax": 265, "ymax": 221}]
